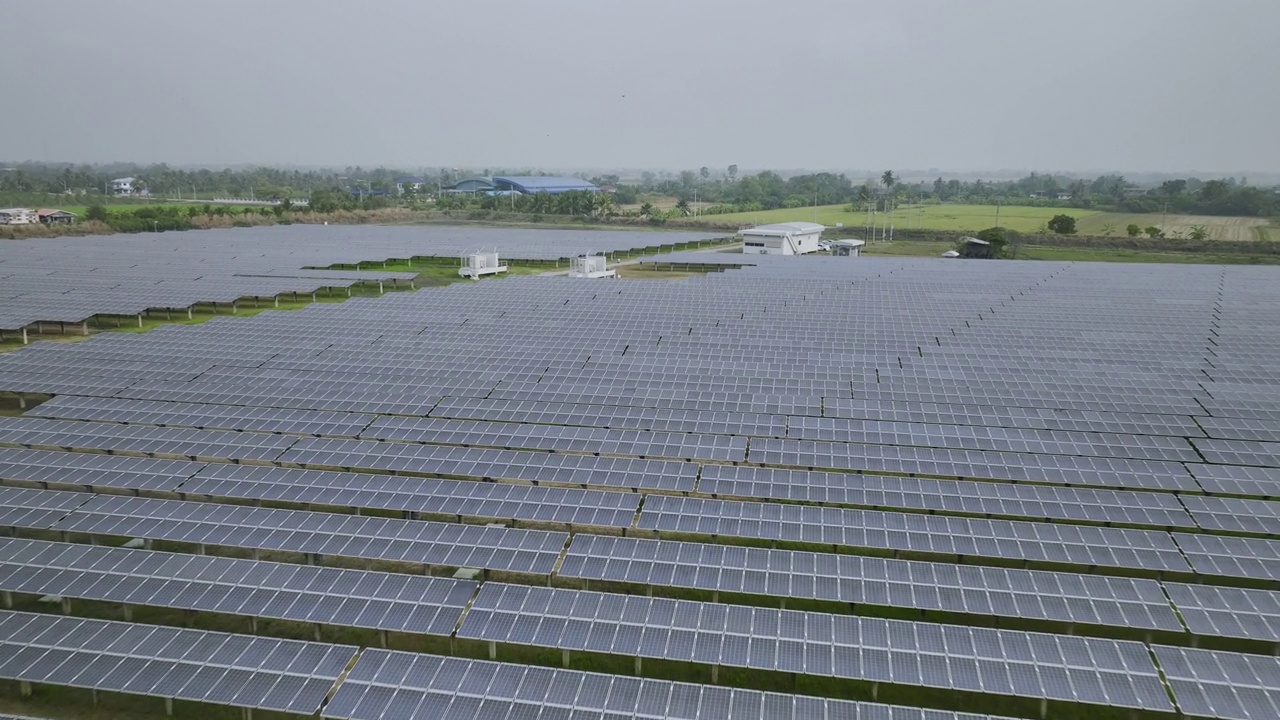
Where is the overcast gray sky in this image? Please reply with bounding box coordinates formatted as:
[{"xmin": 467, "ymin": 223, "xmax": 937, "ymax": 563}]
[{"xmin": 3, "ymin": 0, "xmax": 1277, "ymax": 173}]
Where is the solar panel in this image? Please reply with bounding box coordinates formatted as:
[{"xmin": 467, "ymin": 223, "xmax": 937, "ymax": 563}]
[
  {"xmin": 459, "ymin": 583, "xmax": 1174, "ymax": 712},
  {"xmin": 279, "ymin": 437, "xmax": 698, "ymax": 492},
  {"xmin": 698, "ymin": 464, "xmax": 1195, "ymax": 529},
  {"xmin": 559, "ymin": 534, "xmax": 1185, "ymax": 633},
  {"xmin": 0, "ymin": 609, "xmax": 357, "ymax": 714},
  {"xmin": 324, "ymin": 649, "xmax": 1020, "ymax": 720},
  {"xmin": 1163, "ymin": 583, "xmax": 1280, "ymax": 643},
  {"xmin": 1153, "ymin": 646, "xmax": 1280, "ymax": 720},
  {"xmin": 0, "ymin": 446, "xmax": 204, "ymax": 491},
  {"xmin": 182, "ymin": 463, "xmax": 641, "ymax": 528},
  {"xmin": 0, "ymin": 487, "xmax": 568, "ymax": 576},
  {"xmin": 639, "ymin": 495, "xmax": 1191, "ymax": 574},
  {"xmin": 0, "ymin": 537, "xmax": 477, "ymax": 636},
  {"xmin": 1173, "ymin": 533, "xmax": 1280, "ymax": 582}
]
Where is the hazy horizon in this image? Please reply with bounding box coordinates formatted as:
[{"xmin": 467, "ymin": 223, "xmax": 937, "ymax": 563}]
[{"xmin": 3, "ymin": 0, "xmax": 1277, "ymax": 173}]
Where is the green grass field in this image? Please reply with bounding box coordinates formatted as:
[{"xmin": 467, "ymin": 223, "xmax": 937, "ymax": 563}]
[
  {"xmin": 860, "ymin": 240, "xmax": 1280, "ymax": 265},
  {"xmin": 696, "ymin": 204, "xmax": 1098, "ymax": 234},
  {"xmin": 695, "ymin": 203, "xmax": 1278, "ymax": 240}
]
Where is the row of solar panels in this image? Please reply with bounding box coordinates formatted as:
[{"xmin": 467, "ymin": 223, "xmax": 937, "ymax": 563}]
[
  {"xmin": 5, "ymin": 414, "xmax": 1279, "ymax": 507},
  {"xmin": 6, "ymin": 355, "xmax": 1267, "ymax": 427},
  {"xmin": 6, "ymin": 527, "xmax": 1274, "ymax": 649},
  {"xmin": 4, "ymin": 451, "xmax": 1280, "ymax": 582},
  {"xmin": 0, "ymin": 608, "xmax": 1022, "ymax": 720},
  {"xmin": 2, "ymin": 579, "xmax": 1278, "ymax": 719},
  {"xmin": 7, "ymin": 363, "xmax": 1249, "ymax": 430},
  {"xmin": 2, "ymin": 450, "xmax": 1278, "ymax": 583},
  {"xmin": 0, "ymin": 486, "xmax": 567, "ymax": 576},
  {"xmin": 2, "ymin": 489, "xmax": 1278, "ymax": 645},
  {"xmin": 34, "ymin": 393, "xmax": 1280, "ymax": 465},
  {"xmin": 1, "ymin": 319, "xmax": 1258, "ymax": 395},
  {"xmin": 5, "ymin": 443, "xmax": 1267, "ymax": 536}
]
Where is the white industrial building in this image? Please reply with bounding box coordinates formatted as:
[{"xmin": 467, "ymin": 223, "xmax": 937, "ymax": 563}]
[{"xmin": 741, "ymin": 222, "xmax": 825, "ymax": 255}]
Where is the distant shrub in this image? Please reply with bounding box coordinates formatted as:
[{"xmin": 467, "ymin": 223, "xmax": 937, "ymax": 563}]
[
  {"xmin": 975, "ymin": 227, "xmax": 1010, "ymax": 257},
  {"xmin": 1047, "ymin": 214, "xmax": 1077, "ymax": 234}
]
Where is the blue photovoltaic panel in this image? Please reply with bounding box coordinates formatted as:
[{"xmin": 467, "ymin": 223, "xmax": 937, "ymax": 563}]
[
  {"xmin": 0, "ymin": 609, "xmax": 357, "ymax": 715},
  {"xmin": 324, "ymin": 649, "xmax": 1022, "ymax": 720}
]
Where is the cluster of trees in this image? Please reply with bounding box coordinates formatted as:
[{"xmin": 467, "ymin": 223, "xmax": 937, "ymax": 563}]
[
  {"xmin": 82, "ymin": 203, "xmax": 290, "ymax": 233},
  {"xmin": 0, "ymin": 163, "xmax": 339, "ymax": 199},
  {"xmin": 1116, "ymin": 178, "xmax": 1278, "ymax": 217}
]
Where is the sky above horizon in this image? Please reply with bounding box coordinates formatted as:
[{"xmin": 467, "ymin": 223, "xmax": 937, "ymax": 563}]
[{"xmin": 2, "ymin": 0, "xmax": 1277, "ymax": 174}]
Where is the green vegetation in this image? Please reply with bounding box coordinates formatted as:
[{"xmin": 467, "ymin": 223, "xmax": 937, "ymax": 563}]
[
  {"xmin": 693, "ymin": 203, "xmax": 1098, "ymax": 233},
  {"xmin": 6, "ymin": 162, "xmax": 1276, "ymax": 249},
  {"xmin": 860, "ymin": 239, "xmax": 1280, "ymax": 265},
  {"xmin": 1046, "ymin": 214, "xmax": 1077, "ymax": 234}
]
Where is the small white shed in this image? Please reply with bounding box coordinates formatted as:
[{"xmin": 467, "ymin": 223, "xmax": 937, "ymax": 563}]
[
  {"xmin": 568, "ymin": 253, "xmax": 616, "ymax": 279},
  {"xmin": 741, "ymin": 222, "xmax": 825, "ymax": 255},
  {"xmin": 829, "ymin": 239, "xmax": 866, "ymax": 257},
  {"xmin": 459, "ymin": 249, "xmax": 508, "ymax": 279}
]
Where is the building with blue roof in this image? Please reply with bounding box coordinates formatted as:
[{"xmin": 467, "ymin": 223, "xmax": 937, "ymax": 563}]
[
  {"xmin": 491, "ymin": 177, "xmax": 598, "ymax": 195},
  {"xmin": 451, "ymin": 178, "xmax": 497, "ymax": 194}
]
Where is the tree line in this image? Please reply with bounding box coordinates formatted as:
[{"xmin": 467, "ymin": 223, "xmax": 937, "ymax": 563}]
[
  {"xmin": 3, "ymin": 161, "xmax": 1277, "ymax": 220},
  {"xmin": 611, "ymin": 168, "xmax": 1279, "ymax": 219}
]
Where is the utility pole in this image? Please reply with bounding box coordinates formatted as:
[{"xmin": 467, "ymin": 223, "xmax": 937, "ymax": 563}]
[{"xmin": 889, "ymin": 197, "xmax": 895, "ymax": 242}]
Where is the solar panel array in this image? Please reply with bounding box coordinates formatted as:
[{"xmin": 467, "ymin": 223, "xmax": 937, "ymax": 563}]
[
  {"xmin": 0, "ymin": 224, "xmax": 723, "ymax": 329},
  {"xmin": 2, "ymin": 245, "xmax": 1280, "ymax": 718}
]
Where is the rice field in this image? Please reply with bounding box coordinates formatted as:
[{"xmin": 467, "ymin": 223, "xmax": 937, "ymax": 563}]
[
  {"xmin": 1074, "ymin": 212, "xmax": 1273, "ymax": 241},
  {"xmin": 696, "ymin": 203, "xmax": 1274, "ymax": 240},
  {"xmin": 695, "ymin": 204, "xmax": 1098, "ymax": 234}
]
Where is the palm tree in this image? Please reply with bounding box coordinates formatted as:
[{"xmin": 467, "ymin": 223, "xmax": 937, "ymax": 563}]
[
  {"xmin": 591, "ymin": 192, "xmax": 615, "ymax": 218},
  {"xmin": 674, "ymin": 198, "xmax": 691, "ymax": 216},
  {"xmin": 879, "ymin": 171, "xmax": 898, "ymax": 242},
  {"xmin": 531, "ymin": 191, "xmax": 555, "ymax": 214},
  {"xmin": 639, "ymin": 202, "xmax": 655, "ymax": 218}
]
